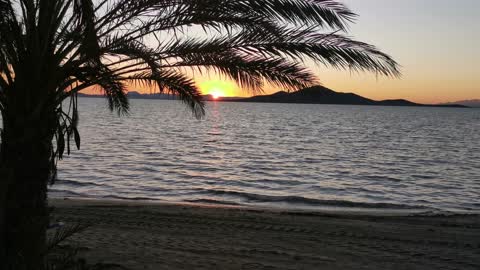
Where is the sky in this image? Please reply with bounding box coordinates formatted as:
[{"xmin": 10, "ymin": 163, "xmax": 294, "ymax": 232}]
[{"xmin": 197, "ymin": 0, "xmax": 480, "ymax": 104}]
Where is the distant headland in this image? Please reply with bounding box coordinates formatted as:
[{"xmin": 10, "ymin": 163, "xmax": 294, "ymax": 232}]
[
  {"xmin": 79, "ymin": 86, "xmax": 471, "ymax": 108},
  {"xmin": 221, "ymin": 86, "xmax": 469, "ymax": 108}
]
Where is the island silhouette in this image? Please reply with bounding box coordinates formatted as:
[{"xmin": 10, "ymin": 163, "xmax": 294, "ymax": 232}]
[
  {"xmin": 229, "ymin": 86, "xmax": 468, "ymax": 108},
  {"xmin": 80, "ymin": 85, "xmax": 468, "ymax": 108}
]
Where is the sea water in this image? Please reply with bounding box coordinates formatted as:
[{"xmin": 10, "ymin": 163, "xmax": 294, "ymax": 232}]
[{"xmin": 48, "ymin": 98, "xmax": 480, "ymax": 213}]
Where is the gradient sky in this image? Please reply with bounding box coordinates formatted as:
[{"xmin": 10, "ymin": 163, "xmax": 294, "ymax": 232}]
[{"xmin": 197, "ymin": 0, "xmax": 480, "ymax": 103}]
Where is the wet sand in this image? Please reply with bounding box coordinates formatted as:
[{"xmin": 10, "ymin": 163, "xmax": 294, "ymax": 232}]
[{"xmin": 51, "ymin": 198, "xmax": 480, "ymax": 270}]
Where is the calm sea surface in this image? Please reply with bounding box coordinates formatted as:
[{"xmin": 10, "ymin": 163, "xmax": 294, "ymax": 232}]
[{"xmin": 49, "ymin": 98, "xmax": 480, "ymax": 214}]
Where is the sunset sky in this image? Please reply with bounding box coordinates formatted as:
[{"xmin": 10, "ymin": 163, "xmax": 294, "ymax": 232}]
[
  {"xmin": 196, "ymin": 0, "xmax": 480, "ymax": 104},
  {"xmin": 81, "ymin": 0, "xmax": 480, "ymax": 104}
]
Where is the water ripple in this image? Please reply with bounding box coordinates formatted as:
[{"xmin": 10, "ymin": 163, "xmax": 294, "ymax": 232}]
[{"xmin": 49, "ymin": 99, "xmax": 480, "ymax": 213}]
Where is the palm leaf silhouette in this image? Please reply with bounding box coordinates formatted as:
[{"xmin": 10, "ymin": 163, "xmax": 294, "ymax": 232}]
[{"xmin": 0, "ymin": 0, "xmax": 400, "ymax": 267}]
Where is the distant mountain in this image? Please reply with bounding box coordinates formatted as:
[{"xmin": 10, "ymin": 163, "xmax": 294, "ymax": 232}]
[
  {"xmin": 235, "ymin": 86, "xmax": 468, "ymax": 108},
  {"xmin": 202, "ymin": 95, "xmax": 245, "ymax": 101},
  {"xmin": 79, "ymin": 91, "xmax": 246, "ymax": 101},
  {"xmin": 78, "ymin": 91, "xmax": 175, "ymax": 100},
  {"xmin": 126, "ymin": 91, "xmax": 174, "ymax": 99},
  {"xmin": 440, "ymin": 99, "xmax": 480, "ymax": 108},
  {"xmin": 78, "ymin": 87, "xmax": 471, "ymax": 108},
  {"xmin": 77, "ymin": 93, "xmax": 101, "ymax": 98}
]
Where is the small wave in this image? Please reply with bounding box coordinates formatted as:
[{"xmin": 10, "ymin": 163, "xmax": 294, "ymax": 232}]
[
  {"xmin": 366, "ymin": 175, "xmax": 403, "ymax": 183},
  {"xmin": 185, "ymin": 199, "xmax": 241, "ymax": 206},
  {"xmin": 410, "ymin": 174, "xmax": 436, "ymax": 180},
  {"xmin": 49, "ymin": 189, "xmax": 85, "ymax": 197},
  {"xmin": 204, "ymin": 189, "xmax": 430, "ymax": 210},
  {"xmin": 54, "ymin": 179, "xmax": 105, "ymax": 188},
  {"xmin": 102, "ymin": 194, "xmax": 160, "ymax": 201}
]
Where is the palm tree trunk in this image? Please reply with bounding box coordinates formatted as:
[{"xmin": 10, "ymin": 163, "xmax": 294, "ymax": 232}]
[
  {"xmin": 0, "ymin": 161, "xmax": 8, "ymax": 268},
  {"xmin": 0, "ymin": 129, "xmax": 10, "ymax": 268},
  {"xmin": 0, "ymin": 123, "xmax": 52, "ymax": 270}
]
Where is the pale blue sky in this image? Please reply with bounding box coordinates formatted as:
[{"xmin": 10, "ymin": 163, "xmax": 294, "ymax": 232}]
[
  {"xmin": 134, "ymin": 0, "xmax": 479, "ymax": 103},
  {"xmin": 316, "ymin": 0, "xmax": 480, "ymax": 103}
]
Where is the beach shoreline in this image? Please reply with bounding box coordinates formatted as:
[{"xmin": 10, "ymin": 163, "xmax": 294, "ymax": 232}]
[
  {"xmin": 50, "ymin": 198, "xmax": 480, "ymax": 270},
  {"xmin": 50, "ymin": 196, "xmax": 479, "ymax": 217}
]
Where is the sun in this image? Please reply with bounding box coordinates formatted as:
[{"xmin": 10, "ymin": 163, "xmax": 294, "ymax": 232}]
[
  {"xmin": 211, "ymin": 89, "xmax": 222, "ymax": 99},
  {"xmin": 199, "ymin": 80, "xmax": 237, "ymax": 98}
]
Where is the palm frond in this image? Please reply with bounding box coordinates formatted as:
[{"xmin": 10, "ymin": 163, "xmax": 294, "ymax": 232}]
[
  {"xmin": 225, "ymin": 0, "xmax": 356, "ymax": 30},
  {"xmin": 127, "ymin": 69, "xmax": 205, "ymax": 119},
  {"xmin": 74, "ymin": 0, "xmax": 102, "ymax": 64},
  {"xmin": 96, "ymin": 76, "xmax": 130, "ymax": 115},
  {"xmin": 163, "ymin": 51, "xmax": 317, "ymax": 91},
  {"xmin": 158, "ymin": 28, "xmax": 400, "ymax": 79},
  {"xmin": 232, "ymin": 29, "xmax": 401, "ymax": 77}
]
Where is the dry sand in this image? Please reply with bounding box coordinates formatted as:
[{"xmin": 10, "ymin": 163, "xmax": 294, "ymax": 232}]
[{"xmin": 51, "ymin": 198, "xmax": 480, "ymax": 270}]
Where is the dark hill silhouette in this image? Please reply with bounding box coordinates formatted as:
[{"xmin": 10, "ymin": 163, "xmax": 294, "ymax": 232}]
[
  {"xmin": 235, "ymin": 86, "xmax": 467, "ymax": 108},
  {"xmin": 79, "ymin": 91, "xmax": 174, "ymax": 99},
  {"xmin": 79, "ymin": 92, "xmax": 244, "ymax": 101},
  {"xmin": 79, "ymin": 86, "xmax": 469, "ymax": 108}
]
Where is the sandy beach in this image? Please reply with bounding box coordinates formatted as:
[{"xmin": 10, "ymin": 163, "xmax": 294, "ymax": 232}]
[{"xmin": 50, "ymin": 198, "xmax": 480, "ymax": 270}]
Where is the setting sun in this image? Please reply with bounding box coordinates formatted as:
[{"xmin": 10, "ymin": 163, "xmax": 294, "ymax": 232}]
[
  {"xmin": 211, "ymin": 89, "xmax": 222, "ymax": 99},
  {"xmin": 198, "ymin": 79, "xmax": 238, "ymax": 98}
]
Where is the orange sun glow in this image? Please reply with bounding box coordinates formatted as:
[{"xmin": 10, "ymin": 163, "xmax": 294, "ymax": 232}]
[
  {"xmin": 211, "ymin": 89, "xmax": 222, "ymax": 99},
  {"xmin": 199, "ymin": 80, "xmax": 237, "ymax": 98}
]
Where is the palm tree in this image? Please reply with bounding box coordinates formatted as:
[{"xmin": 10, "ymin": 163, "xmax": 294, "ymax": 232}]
[{"xmin": 0, "ymin": 0, "xmax": 400, "ymax": 268}]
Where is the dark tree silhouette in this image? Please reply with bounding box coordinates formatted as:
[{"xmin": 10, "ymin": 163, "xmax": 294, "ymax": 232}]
[{"xmin": 0, "ymin": 0, "xmax": 400, "ymax": 268}]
